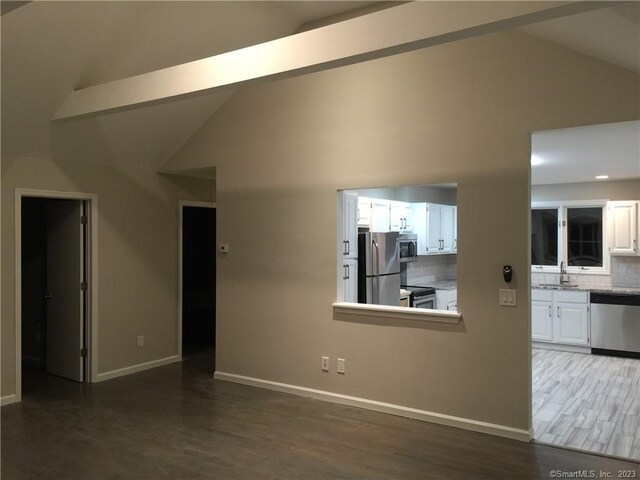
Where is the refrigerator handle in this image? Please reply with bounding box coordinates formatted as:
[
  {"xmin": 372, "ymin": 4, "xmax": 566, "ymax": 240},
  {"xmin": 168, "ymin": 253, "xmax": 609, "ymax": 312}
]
[
  {"xmin": 372, "ymin": 276, "xmax": 378, "ymax": 305},
  {"xmin": 372, "ymin": 240, "xmax": 380, "ymax": 276}
]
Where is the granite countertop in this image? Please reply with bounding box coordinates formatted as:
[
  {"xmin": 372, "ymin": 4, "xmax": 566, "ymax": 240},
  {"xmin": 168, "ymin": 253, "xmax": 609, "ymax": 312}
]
[
  {"xmin": 532, "ymin": 284, "xmax": 640, "ymax": 295},
  {"xmin": 429, "ymin": 280, "xmax": 457, "ymax": 291}
]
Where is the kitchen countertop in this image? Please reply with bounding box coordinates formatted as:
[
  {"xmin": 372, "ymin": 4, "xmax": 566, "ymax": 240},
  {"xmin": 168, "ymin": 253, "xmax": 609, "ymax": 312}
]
[
  {"xmin": 428, "ymin": 280, "xmax": 457, "ymax": 290},
  {"xmin": 532, "ymin": 284, "xmax": 640, "ymax": 295}
]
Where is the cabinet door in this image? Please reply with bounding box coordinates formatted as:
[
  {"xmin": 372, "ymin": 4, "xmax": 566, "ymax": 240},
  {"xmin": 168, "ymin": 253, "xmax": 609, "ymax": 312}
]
[
  {"xmin": 609, "ymin": 201, "xmax": 637, "ymax": 255},
  {"xmin": 357, "ymin": 197, "xmax": 372, "ymax": 228},
  {"xmin": 389, "ymin": 202, "xmax": 404, "ymax": 232},
  {"xmin": 532, "ymin": 300, "xmax": 553, "ymax": 342},
  {"xmin": 556, "ymin": 302, "xmax": 589, "ymax": 346},
  {"xmin": 343, "ymin": 192, "xmax": 358, "ymax": 259},
  {"xmin": 371, "ymin": 200, "xmax": 391, "ymax": 232},
  {"xmin": 413, "ymin": 203, "xmax": 428, "ymax": 254},
  {"xmin": 426, "ymin": 204, "xmax": 441, "ymax": 253},
  {"xmin": 342, "ymin": 259, "xmax": 358, "ymax": 303},
  {"xmin": 403, "ymin": 204, "xmax": 414, "ymax": 232},
  {"xmin": 453, "ymin": 206, "xmax": 458, "ymax": 253},
  {"xmin": 440, "ymin": 206, "xmax": 455, "ymax": 253}
]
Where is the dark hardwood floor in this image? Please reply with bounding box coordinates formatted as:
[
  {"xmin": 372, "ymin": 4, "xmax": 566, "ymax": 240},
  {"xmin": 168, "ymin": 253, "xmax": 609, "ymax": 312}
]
[{"xmin": 3, "ymin": 353, "xmax": 639, "ymax": 479}]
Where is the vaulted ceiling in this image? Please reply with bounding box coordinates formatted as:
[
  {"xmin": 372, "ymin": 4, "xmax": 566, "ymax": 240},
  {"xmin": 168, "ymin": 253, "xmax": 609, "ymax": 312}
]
[{"xmin": 2, "ymin": 1, "xmax": 638, "ymax": 174}]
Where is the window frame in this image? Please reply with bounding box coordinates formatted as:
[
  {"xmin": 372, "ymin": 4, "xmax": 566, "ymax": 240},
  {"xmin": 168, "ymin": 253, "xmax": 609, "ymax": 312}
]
[{"xmin": 531, "ymin": 200, "xmax": 610, "ymax": 275}]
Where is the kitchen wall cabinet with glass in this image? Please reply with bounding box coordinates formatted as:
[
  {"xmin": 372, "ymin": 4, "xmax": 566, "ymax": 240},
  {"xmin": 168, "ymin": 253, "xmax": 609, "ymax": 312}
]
[{"xmin": 532, "ymin": 289, "xmax": 590, "ymax": 348}]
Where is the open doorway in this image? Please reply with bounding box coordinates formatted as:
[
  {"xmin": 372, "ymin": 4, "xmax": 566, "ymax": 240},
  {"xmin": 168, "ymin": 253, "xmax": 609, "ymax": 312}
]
[
  {"xmin": 20, "ymin": 195, "xmax": 92, "ymax": 397},
  {"xmin": 180, "ymin": 203, "xmax": 216, "ymax": 373},
  {"xmin": 530, "ymin": 121, "xmax": 640, "ymax": 461}
]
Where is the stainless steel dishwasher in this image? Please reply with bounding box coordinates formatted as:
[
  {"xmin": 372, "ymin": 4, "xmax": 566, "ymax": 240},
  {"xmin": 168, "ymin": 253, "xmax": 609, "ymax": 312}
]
[{"xmin": 591, "ymin": 292, "xmax": 640, "ymax": 357}]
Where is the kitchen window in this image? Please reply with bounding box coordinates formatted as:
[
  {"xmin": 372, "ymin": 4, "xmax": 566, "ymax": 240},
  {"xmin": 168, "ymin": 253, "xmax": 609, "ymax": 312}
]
[{"xmin": 531, "ymin": 201, "xmax": 608, "ymax": 274}]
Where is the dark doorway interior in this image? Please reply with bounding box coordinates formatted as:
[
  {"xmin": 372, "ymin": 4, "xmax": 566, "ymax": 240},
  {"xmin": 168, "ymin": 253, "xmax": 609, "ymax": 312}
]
[
  {"xmin": 21, "ymin": 197, "xmax": 88, "ymax": 391},
  {"xmin": 182, "ymin": 206, "xmax": 216, "ymax": 359},
  {"xmin": 21, "ymin": 198, "xmax": 48, "ymax": 374}
]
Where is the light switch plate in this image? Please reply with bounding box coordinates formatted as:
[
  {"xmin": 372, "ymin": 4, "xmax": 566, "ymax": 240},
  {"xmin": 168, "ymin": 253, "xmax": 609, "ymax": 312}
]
[{"xmin": 499, "ymin": 289, "xmax": 517, "ymax": 307}]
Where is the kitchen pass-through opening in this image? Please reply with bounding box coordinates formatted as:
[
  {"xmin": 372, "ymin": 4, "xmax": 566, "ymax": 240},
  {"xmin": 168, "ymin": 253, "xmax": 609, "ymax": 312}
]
[{"xmin": 337, "ymin": 183, "xmax": 458, "ymax": 314}]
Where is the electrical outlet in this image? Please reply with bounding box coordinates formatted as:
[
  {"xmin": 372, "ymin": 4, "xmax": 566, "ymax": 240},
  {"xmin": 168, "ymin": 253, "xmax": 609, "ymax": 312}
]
[
  {"xmin": 337, "ymin": 358, "xmax": 345, "ymax": 374},
  {"xmin": 137, "ymin": 335, "xmax": 144, "ymax": 347},
  {"xmin": 321, "ymin": 356, "xmax": 329, "ymax": 372}
]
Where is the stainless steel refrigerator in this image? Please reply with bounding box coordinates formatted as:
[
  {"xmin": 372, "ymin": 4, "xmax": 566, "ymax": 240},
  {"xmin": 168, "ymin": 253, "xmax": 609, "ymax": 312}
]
[{"xmin": 357, "ymin": 232, "xmax": 400, "ymax": 306}]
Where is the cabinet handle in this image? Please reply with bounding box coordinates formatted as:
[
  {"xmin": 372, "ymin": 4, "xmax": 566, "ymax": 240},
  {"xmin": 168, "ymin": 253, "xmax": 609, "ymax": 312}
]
[
  {"xmin": 343, "ymin": 240, "xmax": 347, "ymax": 255},
  {"xmin": 548, "ymin": 305, "xmax": 552, "ymax": 317},
  {"xmin": 557, "ymin": 306, "xmax": 560, "ymax": 318},
  {"xmin": 346, "ymin": 264, "xmax": 350, "ymax": 279}
]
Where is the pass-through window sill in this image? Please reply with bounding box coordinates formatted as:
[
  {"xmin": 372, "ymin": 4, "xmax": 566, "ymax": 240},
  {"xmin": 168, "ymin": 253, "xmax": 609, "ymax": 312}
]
[{"xmin": 332, "ymin": 302, "xmax": 461, "ymax": 324}]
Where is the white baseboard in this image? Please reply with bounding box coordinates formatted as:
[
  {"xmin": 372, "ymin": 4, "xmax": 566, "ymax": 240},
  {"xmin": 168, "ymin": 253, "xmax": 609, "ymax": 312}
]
[
  {"xmin": 96, "ymin": 355, "xmax": 180, "ymax": 382},
  {"xmin": 214, "ymin": 372, "xmax": 532, "ymax": 442},
  {"xmin": 1, "ymin": 394, "xmax": 18, "ymax": 406}
]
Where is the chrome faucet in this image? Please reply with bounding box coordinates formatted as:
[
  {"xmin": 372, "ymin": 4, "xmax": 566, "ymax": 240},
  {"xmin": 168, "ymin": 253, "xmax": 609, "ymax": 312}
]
[{"xmin": 559, "ymin": 261, "xmax": 569, "ymax": 285}]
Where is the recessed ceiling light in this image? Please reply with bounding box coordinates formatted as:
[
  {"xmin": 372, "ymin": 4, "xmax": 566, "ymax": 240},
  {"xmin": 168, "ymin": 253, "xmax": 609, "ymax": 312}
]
[
  {"xmin": 530, "ymin": 155, "xmax": 542, "ymax": 166},
  {"xmin": 595, "ymin": 175, "xmax": 609, "ymax": 180}
]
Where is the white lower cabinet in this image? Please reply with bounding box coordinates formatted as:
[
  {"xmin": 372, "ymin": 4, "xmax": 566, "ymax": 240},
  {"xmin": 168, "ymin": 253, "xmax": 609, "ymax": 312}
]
[
  {"xmin": 343, "ymin": 258, "xmax": 358, "ymax": 302},
  {"xmin": 436, "ymin": 288, "xmax": 457, "ymax": 311},
  {"xmin": 532, "ymin": 300, "xmax": 553, "ymax": 342},
  {"xmin": 532, "ymin": 289, "xmax": 589, "ymax": 347}
]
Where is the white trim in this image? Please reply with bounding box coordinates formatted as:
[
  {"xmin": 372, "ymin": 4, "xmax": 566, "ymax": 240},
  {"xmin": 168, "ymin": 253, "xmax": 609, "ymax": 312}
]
[
  {"xmin": 332, "ymin": 302, "xmax": 461, "ymax": 324},
  {"xmin": 95, "ymin": 355, "xmax": 180, "ymax": 382},
  {"xmin": 177, "ymin": 200, "xmax": 216, "ymax": 360},
  {"xmin": 531, "ymin": 200, "xmax": 610, "ymax": 275},
  {"xmin": 1, "ymin": 395, "xmax": 18, "ymax": 407},
  {"xmin": 14, "ymin": 188, "xmax": 99, "ymax": 405},
  {"xmin": 214, "ymin": 372, "xmax": 531, "ymax": 442}
]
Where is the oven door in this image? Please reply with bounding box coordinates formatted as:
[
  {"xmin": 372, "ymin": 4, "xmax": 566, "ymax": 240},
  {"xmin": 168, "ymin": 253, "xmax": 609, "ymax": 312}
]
[{"xmin": 412, "ymin": 294, "xmax": 435, "ymax": 309}]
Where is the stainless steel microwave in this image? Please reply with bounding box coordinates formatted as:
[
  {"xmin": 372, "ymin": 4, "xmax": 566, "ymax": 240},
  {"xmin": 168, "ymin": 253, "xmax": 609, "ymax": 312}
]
[{"xmin": 398, "ymin": 234, "xmax": 418, "ymax": 263}]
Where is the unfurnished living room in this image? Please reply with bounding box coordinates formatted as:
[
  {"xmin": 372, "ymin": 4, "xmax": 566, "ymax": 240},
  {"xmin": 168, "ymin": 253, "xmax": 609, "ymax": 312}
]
[{"xmin": 2, "ymin": 1, "xmax": 640, "ymax": 479}]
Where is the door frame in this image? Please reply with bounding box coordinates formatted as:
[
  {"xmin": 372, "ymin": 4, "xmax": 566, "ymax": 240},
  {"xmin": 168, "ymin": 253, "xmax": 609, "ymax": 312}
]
[
  {"xmin": 14, "ymin": 188, "xmax": 99, "ymax": 401},
  {"xmin": 177, "ymin": 200, "xmax": 216, "ymax": 360}
]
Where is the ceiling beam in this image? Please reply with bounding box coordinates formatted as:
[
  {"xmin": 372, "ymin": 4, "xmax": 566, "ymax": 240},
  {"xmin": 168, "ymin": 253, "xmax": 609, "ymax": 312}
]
[{"xmin": 52, "ymin": 1, "xmax": 611, "ymax": 121}]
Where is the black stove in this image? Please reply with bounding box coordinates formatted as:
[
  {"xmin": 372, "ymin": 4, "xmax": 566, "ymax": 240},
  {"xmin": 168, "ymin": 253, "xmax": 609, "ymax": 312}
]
[{"xmin": 402, "ymin": 285, "xmax": 436, "ymax": 297}]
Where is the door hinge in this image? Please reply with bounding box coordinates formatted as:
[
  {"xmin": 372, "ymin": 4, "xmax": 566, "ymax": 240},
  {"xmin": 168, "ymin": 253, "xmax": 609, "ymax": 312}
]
[
  {"xmin": 81, "ymin": 215, "xmax": 88, "ymax": 225},
  {"xmin": 81, "ymin": 281, "xmax": 88, "ymax": 291},
  {"xmin": 81, "ymin": 348, "xmax": 88, "ymax": 358}
]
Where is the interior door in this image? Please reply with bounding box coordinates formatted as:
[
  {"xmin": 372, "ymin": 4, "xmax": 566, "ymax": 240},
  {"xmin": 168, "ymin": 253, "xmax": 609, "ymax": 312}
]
[{"xmin": 46, "ymin": 200, "xmax": 84, "ymax": 382}]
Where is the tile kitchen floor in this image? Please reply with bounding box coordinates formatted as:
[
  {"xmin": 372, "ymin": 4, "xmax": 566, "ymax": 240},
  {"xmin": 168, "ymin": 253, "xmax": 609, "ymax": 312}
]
[{"xmin": 533, "ymin": 348, "xmax": 640, "ymax": 461}]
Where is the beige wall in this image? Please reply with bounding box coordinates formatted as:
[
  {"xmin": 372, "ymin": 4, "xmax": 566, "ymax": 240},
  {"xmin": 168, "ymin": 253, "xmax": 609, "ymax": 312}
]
[
  {"xmin": 1, "ymin": 157, "xmax": 211, "ymax": 396},
  {"xmin": 532, "ymin": 179, "xmax": 640, "ymax": 202},
  {"xmin": 165, "ymin": 30, "xmax": 639, "ymax": 432}
]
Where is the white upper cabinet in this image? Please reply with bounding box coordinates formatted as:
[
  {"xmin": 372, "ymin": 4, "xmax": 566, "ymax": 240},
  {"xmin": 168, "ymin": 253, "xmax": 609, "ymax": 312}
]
[
  {"xmin": 439, "ymin": 206, "xmax": 455, "ymax": 253},
  {"xmin": 342, "ymin": 192, "xmax": 358, "ymax": 259},
  {"xmin": 357, "ymin": 197, "xmax": 372, "ymax": 228},
  {"xmin": 370, "ymin": 199, "xmax": 391, "ymax": 232},
  {"xmin": 453, "ymin": 206, "xmax": 458, "ymax": 253},
  {"xmin": 609, "ymin": 201, "xmax": 638, "ymax": 256},
  {"xmin": 413, "ymin": 203, "xmax": 457, "ymax": 255},
  {"xmin": 390, "ymin": 201, "xmax": 413, "ymax": 233}
]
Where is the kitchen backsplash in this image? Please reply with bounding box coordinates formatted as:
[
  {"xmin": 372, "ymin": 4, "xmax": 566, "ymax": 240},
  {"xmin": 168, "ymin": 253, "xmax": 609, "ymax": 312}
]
[
  {"xmin": 532, "ymin": 256, "xmax": 640, "ymax": 289},
  {"xmin": 405, "ymin": 255, "xmax": 457, "ymax": 285}
]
